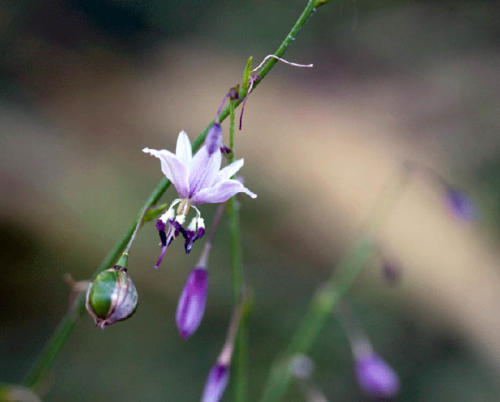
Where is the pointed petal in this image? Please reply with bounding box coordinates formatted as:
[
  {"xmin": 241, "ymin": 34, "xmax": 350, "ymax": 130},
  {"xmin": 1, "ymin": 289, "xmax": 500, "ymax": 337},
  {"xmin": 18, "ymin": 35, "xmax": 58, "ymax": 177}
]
[
  {"xmin": 143, "ymin": 148, "xmax": 190, "ymax": 198},
  {"xmin": 218, "ymin": 159, "xmax": 244, "ymax": 181},
  {"xmin": 188, "ymin": 146, "xmax": 221, "ymax": 196},
  {"xmin": 176, "ymin": 130, "xmax": 192, "ymax": 164},
  {"xmin": 190, "ymin": 179, "xmax": 257, "ymax": 205}
]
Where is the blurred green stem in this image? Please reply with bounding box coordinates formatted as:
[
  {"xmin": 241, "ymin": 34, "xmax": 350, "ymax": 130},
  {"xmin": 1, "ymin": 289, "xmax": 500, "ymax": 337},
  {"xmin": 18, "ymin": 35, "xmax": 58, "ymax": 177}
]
[
  {"xmin": 260, "ymin": 167, "xmax": 411, "ymax": 401},
  {"xmin": 23, "ymin": 0, "xmax": 328, "ymax": 392}
]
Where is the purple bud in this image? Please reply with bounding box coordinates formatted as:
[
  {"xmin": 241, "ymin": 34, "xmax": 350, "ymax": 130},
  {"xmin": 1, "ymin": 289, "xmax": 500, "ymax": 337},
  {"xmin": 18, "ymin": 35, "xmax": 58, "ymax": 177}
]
[
  {"xmin": 206, "ymin": 123, "xmax": 223, "ymax": 155},
  {"xmin": 176, "ymin": 267, "xmax": 208, "ymax": 338},
  {"xmin": 382, "ymin": 260, "xmax": 400, "ymax": 285},
  {"xmin": 355, "ymin": 353, "xmax": 399, "ymax": 399},
  {"xmin": 228, "ymin": 87, "xmax": 239, "ymax": 101},
  {"xmin": 445, "ymin": 187, "xmax": 477, "ymax": 221},
  {"xmin": 201, "ymin": 363, "xmax": 229, "ymax": 402},
  {"xmin": 220, "ymin": 145, "xmax": 232, "ymax": 155}
]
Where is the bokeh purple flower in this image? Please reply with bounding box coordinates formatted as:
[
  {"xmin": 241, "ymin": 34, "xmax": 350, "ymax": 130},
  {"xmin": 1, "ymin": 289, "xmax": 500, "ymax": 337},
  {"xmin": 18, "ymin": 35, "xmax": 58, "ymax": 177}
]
[
  {"xmin": 445, "ymin": 187, "xmax": 477, "ymax": 221},
  {"xmin": 355, "ymin": 352, "xmax": 400, "ymax": 399},
  {"xmin": 176, "ymin": 267, "xmax": 208, "ymax": 339}
]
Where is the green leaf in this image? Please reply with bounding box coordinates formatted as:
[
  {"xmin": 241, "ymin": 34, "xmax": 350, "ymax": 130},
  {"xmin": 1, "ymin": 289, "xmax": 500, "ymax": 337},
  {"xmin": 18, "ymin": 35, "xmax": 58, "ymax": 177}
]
[{"xmin": 144, "ymin": 204, "xmax": 167, "ymax": 223}]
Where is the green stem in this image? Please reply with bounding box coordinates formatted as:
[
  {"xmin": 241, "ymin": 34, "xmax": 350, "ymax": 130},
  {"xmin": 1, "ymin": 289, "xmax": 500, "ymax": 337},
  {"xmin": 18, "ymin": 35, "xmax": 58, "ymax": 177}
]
[
  {"xmin": 23, "ymin": 0, "xmax": 328, "ymax": 392},
  {"xmin": 227, "ymin": 97, "xmax": 247, "ymax": 401},
  {"xmin": 260, "ymin": 168, "xmax": 411, "ymax": 402}
]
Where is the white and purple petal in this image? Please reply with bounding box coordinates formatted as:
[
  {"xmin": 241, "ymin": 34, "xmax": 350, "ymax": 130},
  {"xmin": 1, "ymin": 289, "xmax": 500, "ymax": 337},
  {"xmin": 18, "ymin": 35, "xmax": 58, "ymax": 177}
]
[
  {"xmin": 175, "ymin": 130, "xmax": 192, "ymax": 165},
  {"xmin": 143, "ymin": 148, "xmax": 190, "ymax": 198},
  {"xmin": 188, "ymin": 146, "xmax": 222, "ymax": 196},
  {"xmin": 217, "ymin": 159, "xmax": 244, "ymax": 182},
  {"xmin": 190, "ymin": 179, "xmax": 257, "ymax": 205}
]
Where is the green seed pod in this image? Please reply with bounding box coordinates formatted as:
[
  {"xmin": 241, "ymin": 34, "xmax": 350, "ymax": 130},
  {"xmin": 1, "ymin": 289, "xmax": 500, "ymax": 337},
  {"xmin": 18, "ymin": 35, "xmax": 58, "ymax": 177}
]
[{"xmin": 85, "ymin": 266, "xmax": 138, "ymax": 329}]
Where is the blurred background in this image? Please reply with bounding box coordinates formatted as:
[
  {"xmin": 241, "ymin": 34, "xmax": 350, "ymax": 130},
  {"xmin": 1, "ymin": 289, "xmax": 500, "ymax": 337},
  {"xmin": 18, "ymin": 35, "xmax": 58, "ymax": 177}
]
[{"xmin": 1, "ymin": 0, "xmax": 500, "ymax": 400}]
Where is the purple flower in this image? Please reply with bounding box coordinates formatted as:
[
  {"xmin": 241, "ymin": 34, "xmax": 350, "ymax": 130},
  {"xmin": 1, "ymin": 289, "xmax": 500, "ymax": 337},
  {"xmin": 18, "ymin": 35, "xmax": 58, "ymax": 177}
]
[
  {"xmin": 445, "ymin": 187, "xmax": 477, "ymax": 221},
  {"xmin": 201, "ymin": 363, "xmax": 229, "ymax": 402},
  {"xmin": 144, "ymin": 131, "xmax": 256, "ymax": 267},
  {"xmin": 205, "ymin": 123, "xmax": 223, "ymax": 155},
  {"xmin": 143, "ymin": 131, "xmax": 256, "ymax": 205},
  {"xmin": 355, "ymin": 353, "xmax": 400, "ymax": 399},
  {"xmin": 176, "ymin": 267, "xmax": 208, "ymax": 339}
]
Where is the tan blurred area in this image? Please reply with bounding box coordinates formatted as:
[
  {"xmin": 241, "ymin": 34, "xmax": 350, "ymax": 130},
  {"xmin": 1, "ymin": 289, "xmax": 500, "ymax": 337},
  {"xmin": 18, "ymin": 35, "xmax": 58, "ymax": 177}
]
[{"xmin": 2, "ymin": 33, "xmax": 500, "ymax": 381}]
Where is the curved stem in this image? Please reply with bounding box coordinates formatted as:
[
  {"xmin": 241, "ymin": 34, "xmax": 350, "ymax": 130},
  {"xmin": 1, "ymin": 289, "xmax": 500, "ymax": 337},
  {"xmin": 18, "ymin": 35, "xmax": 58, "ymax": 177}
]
[
  {"xmin": 22, "ymin": 0, "xmax": 326, "ymax": 391},
  {"xmin": 260, "ymin": 168, "xmax": 411, "ymax": 402}
]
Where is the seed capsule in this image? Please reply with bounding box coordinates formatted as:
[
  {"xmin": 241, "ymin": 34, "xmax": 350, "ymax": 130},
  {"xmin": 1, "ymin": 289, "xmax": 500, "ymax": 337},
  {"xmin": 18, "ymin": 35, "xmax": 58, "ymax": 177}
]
[{"xmin": 85, "ymin": 266, "xmax": 138, "ymax": 329}]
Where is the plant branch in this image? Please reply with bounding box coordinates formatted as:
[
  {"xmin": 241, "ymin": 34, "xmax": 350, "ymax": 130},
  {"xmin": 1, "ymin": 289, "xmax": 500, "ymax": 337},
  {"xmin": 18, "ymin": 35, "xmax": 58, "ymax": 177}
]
[{"xmin": 23, "ymin": 0, "xmax": 328, "ymax": 392}]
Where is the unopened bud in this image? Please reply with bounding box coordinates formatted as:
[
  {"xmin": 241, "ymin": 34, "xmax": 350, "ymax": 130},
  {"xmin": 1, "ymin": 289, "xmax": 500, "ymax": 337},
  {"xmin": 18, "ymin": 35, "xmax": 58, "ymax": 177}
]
[
  {"xmin": 205, "ymin": 123, "xmax": 223, "ymax": 155},
  {"xmin": 355, "ymin": 353, "xmax": 399, "ymax": 398},
  {"xmin": 201, "ymin": 363, "xmax": 229, "ymax": 402},
  {"xmin": 176, "ymin": 267, "xmax": 208, "ymax": 338},
  {"xmin": 445, "ymin": 186, "xmax": 477, "ymax": 221},
  {"xmin": 85, "ymin": 266, "xmax": 138, "ymax": 329}
]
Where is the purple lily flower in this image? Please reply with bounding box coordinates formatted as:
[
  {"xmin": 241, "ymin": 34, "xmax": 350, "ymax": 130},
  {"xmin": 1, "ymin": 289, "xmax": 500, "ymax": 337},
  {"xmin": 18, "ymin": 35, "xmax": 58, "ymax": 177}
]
[
  {"xmin": 201, "ymin": 363, "xmax": 229, "ymax": 402},
  {"xmin": 176, "ymin": 267, "xmax": 208, "ymax": 339},
  {"xmin": 355, "ymin": 352, "xmax": 400, "ymax": 399},
  {"xmin": 143, "ymin": 131, "xmax": 256, "ymax": 267},
  {"xmin": 143, "ymin": 130, "xmax": 256, "ymax": 206}
]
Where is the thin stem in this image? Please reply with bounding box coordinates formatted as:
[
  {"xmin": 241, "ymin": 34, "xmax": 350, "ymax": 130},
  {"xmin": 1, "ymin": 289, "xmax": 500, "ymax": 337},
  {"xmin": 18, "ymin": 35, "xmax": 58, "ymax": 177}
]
[
  {"xmin": 260, "ymin": 168, "xmax": 411, "ymax": 402},
  {"xmin": 335, "ymin": 303, "xmax": 373, "ymax": 359},
  {"xmin": 23, "ymin": 0, "xmax": 327, "ymax": 392},
  {"xmin": 197, "ymin": 202, "xmax": 226, "ymax": 268},
  {"xmin": 227, "ymin": 96, "xmax": 247, "ymax": 401},
  {"xmin": 229, "ymin": 100, "xmax": 236, "ymax": 157},
  {"xmin": 122, "ymin": 206, "xmax": 150, "ymax": 258},
  {"xmin": 218, "ymin": 300, "xmax": 244, "ymax": 366}
]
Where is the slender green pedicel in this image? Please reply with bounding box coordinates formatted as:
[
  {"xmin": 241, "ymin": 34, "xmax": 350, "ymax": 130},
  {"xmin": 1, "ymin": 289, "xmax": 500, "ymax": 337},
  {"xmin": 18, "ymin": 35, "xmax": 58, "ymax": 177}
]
[{"xmin": 85, "ymin": 266, "xmax": 138, "ymax": 329}]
